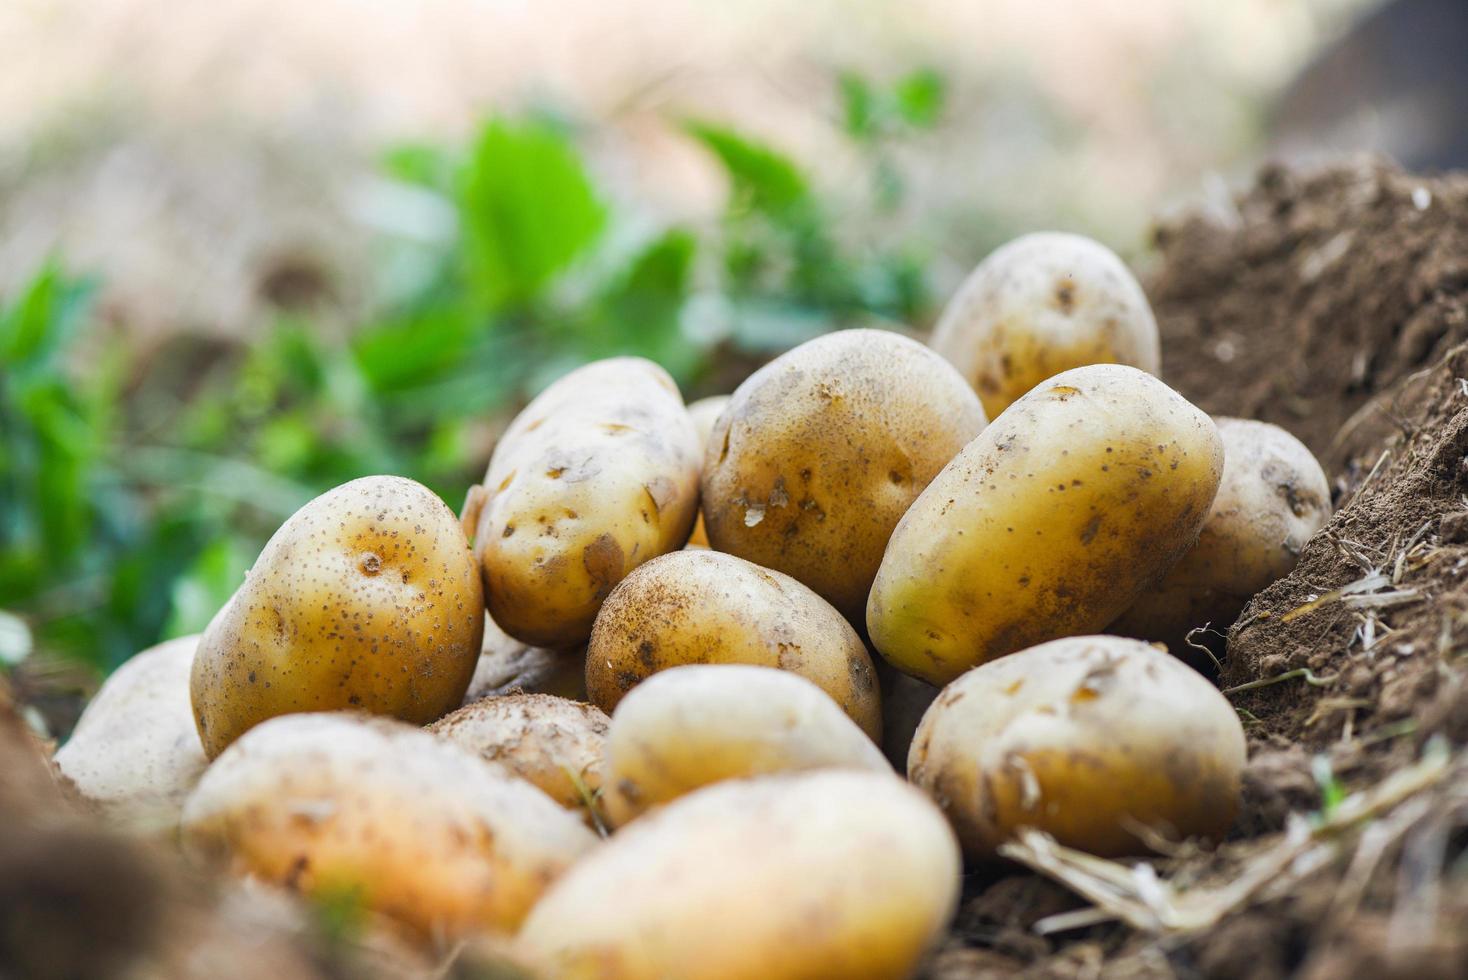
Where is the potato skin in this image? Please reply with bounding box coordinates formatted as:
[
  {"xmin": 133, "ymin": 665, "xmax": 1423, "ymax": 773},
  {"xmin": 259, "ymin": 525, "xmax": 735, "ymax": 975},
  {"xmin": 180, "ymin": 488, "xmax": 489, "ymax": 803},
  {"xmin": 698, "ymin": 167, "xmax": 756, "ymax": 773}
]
[
  {"xmin": 180, "ymin": 713, "xmax": 596, "ymax": 940},
  {"xmin": 1112, "ymin": 417, "xmax": 1331, "ymax": 649},
  {"xmin": 518, "ymin": 770, "xmax": 960, "ymax": 980},
  {"xmin": 586, "ymin": 550, "xmax": 881, "ymax": 740},
  {"xmin": 684, "ymin": 395, "xmax": 730, "ymax": 548},
  {"xmin": 701, "ymin": 329, "xmax": 986, "ymax": 621},
  {"xmin": 462, "ymin": 612, "xmax": 587, "ymax": 704},
  {"xmin": 930, "ymin": 232, "xmax": 1161, "ymax": 418},
  {"xmin": 909, "ymin": 635, "xmax": 1245, "ymax": 860},
  {"xmin": 472, "ymin": 358, "xmax": 701, "ymax": 649},
  {"xmin": 54, "ymin": 635, "xmax": 207, "ymax": 829},
  {"xmin": 867, "ymin": 364, "xmax": 1223, "ymax": 685},
  {"xmin": 190, "ymin": 476, "xmax": 484, "ymax": 759},
  {"xmin": 602, "ymin": 665, "xmax": 888, "ymax": 825}
]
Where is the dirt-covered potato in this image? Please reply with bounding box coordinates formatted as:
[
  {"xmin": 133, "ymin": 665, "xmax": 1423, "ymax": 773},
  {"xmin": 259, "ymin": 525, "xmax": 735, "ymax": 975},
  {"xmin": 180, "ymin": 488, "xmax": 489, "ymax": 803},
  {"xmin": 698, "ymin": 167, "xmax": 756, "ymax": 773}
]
[
  {"xmin": 429, "ymin": 693, "xmax": 608, "ymax": 821},
  {"xmin": 930, "ymin": 232, "xmax": 1161, "ymax": 418},
  {"xmin": 462, "ymin": 612, "xmax": 586, "ymax": 704},
  {"xmin": 701, "ymin": 329, "xmax": 986, "ymax": 621},
  {"xmin": 518, "ymin": 770, "xmax": 960, "ymax": 979},
  {"xmin": 180, "ymin": 713, "xmax": 597, "ymax": 940},
  {"xmin": 53, "ymin": 635, "xmax": 207, "ymax": 829},
  {"xmin": 466, "ymin": 358, "xmax": 701, "ymax": 648},
  {"xmin": 909, "ymin": 635, "xmax": 1245, "ymax": 859},
  {"xmin": 601, "ymin": 665, "xmax": 888, "ymax": 825},
  {"xmin": 684, "ymin": 395, "xmax": 730, "ymax": 549},
  {"xmin": 1112, "ymin": 417, "xmax": 1331, "ymax": 650},
  {"xmin": 868, "ymin": 364, "xmax": 1222, "ymax": 685},
  {"xmin": 586, "ymin": 550, "xmax": 881, "ymax": 740},
  {"xmin": 190, "ymin": 476, "xmax": 484, "ymax": 759}
]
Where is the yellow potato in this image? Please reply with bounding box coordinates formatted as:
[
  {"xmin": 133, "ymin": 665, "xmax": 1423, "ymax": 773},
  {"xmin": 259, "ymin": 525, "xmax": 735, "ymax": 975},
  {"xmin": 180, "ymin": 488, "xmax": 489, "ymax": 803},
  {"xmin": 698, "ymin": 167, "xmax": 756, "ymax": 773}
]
[
  {"xmin": 867, "ymin": 364, "xmax": 1222, "ymax": 685},
  {"xmin": 908, "ymin": 635, "xmax": 1245, "ymax": 859},
  {"xmin": 586, "ymin": 550, "xmax": 881, "ymax": 740},
  {"xmin": 684, "ymin": 395, "xmax": 730, "ymax": 548},
  {"xmin": 180, "ymin": 712, "xmax": 597, "ymax": 940},
  {"xmin": 518, "ymin": 770, "xmax": 960, "ymax": 980},
  {"xmin": 462, "ymin": 612, "xmax": 587, "ymax": 704},
  {"xmin": 54, "ymin": 635, "xmax": 207, "ymax": 830},
  {"xmin": 601, "ymin": 665, "xmax": 888, "ymax": 825},
  {"xmin": 701, "ymin": 329, "xmax": 986, "ymax": 621},
  {"xmin": 190, "ymin": 476, "xmax": 484, "ymax": 759},
  {"xmin": 429, "ymin": 693, "xmax": 608, "ymax": 821},
  {"xmin": 930, "ymin": 232, "xmax": 1161, "ymax": 418},
  {"xmin": 468, "ymin": 358, "xmax": 701, "ymax": 648},
  {"xmin": 1112, "ymin": 417, "xmax": 1331, "ymax": 649}
]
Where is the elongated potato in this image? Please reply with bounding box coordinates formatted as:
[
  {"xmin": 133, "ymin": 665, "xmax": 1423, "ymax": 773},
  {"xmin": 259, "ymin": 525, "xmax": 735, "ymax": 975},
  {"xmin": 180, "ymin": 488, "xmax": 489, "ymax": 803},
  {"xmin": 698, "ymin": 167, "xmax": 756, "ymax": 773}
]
[
  {"xmin": 429, "ymin": 693, "xmax": 608, "ymax": 821},
  {"xmin": 518, "ymin": 771, "xmax": 960, "ymax": 980},
  {"xmin": 684, "ymin": 395, "xmax": 730, "ymax": 549},
  {"xmin": 469, "ymin": 358, "xmax": 701, "ymax": 648},
  {"xmin": 601, "ymin": 665, "xmax": 888, "ymax": 825},
  {"xmin": 868, "ymin": 364, "xmax": 1222, "ymax": 685},
  {"xmin": 463, "ymin": 612, "xmax": 586, "ymax": 704},
  {"xmin": 1112, "ymin": 418, "xmax": 1331, "ymax": 651},
  {"xmin": 181, "ymin": 713, "xmax": 597, "ymax": 940},
  {"xmin": 930, "ymin": 232, "xmax": 1161, "ymax": 418},
  {"xmin": 54, "ymin": 635, "xmax": 207, "ymax": 829},
  {"xmin": 191, "ymin": 476, "xmax": 483, "ymax": 758},
  {"xmin": 586, "ymin": 550, "xmax": 881, "ymax": 740},
  {"xmin": 701, "ymin": 329, "xmax": 986, "ymax": 621},
  {"xmin": 909, "ymin": 636, "xmax": 1246, "ymax": 859}
]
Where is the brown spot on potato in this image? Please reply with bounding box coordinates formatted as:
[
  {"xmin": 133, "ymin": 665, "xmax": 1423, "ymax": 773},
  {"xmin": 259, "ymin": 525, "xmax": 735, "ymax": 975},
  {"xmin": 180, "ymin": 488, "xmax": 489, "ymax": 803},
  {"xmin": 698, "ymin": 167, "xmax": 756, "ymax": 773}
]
[{"xmin": 582, "ymin": 534, "xmax": 626, "ymax": 600}]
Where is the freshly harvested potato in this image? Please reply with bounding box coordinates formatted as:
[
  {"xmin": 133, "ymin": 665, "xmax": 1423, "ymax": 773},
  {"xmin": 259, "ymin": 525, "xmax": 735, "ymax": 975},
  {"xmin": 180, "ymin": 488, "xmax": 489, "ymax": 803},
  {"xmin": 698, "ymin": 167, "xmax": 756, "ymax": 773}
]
[
  {"xmin": 463, "ymin": 612, "xmax": 587, "ymax": 704},
  {"xmin": 601, "ymin": 665, "xmax": 888, "ymax": 825},
  {"xmin": 518, "ymin": 770, "xmax": 960, "ymax": 980},
  {"xmin": 180, "ymin": 713, "xmax": 597, "ymax": 940},
  {"xmin": 586, "ymin": 550, "xmax": 881, "ymax": 740},
  {"xmin": 1112, "ymin": 418, "xmax": 1331, "ymax": 650},
  {"xmin": 429, "ymin": 693, "xmax": 608, "ymax": 820},
  {"xmin": 684, "ymin": 395, "xmax": 730, "ymax": 548},
  {"xmin": 930, "ymin": 232, "xmax": 1161, "ymax": 418},
  {"xmin": 701, "ymin": 329, "xmax": 986, "ymax": 621},
  {"xmin": 467, "ymin": 358, "xmax": 701, "ymax": 648},
  {"xmin": 908, "ymin": 635, "xmax": 1246, "ymax": 859},
  {"xmin": 54, "ymin": 635, "xmax": 207, "ymax": 829},
  {"xmin": 868, "ymin": 364, "xmax": 1223, "ymax": 685},
  {"xmin": 190, "ymin": 476, "xmax": 484, "ymax": 759}
]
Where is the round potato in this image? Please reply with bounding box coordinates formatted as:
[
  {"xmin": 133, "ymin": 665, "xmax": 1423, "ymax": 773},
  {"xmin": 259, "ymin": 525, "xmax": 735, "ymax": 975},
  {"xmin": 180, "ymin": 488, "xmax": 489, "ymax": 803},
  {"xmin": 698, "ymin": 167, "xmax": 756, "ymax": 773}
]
[
  {"xmin": 180, "ymin": 713, "xmax": 597, "ymax": 940},
  {"xmin": 190, "ymin": 476, "xmax": 483, "ymax": 759},
  {"xmin": 1112, "ymin": 417, "xmax": 1331, "ymax": 650},
  {"xmin": 601, "ymin": 665, "xmax": 888, "ymax": 825},
  {"xmin": 586, "ymin": 550, "xmax": 881, "ymax": 740},
  {"xmin": 462, "ymin": 612, "xmax": 587, "ymax": 705},
  {"xmin": 929, "ymin": 231, "xmax": 1161, "ymax": 418},
  {"xmin": 701, "ymin": 329, "xmax": 986, "ymax": 621},
  {"xmin": 684, "ymin": 395, "xmax": 730, "ymax": 549},
  {"xmin": 54, "ymin": 635, "xmax": 207, "ymax": 829},
  {"xmin": 518, "ymin": 770, "xmax": 960, "ymax": 980},
  {"xmin": 429, "ymin": 693, "xmax": 608, "ymax": 822},
  {"xmin": 468, "ymin": 358, "xmax": 701, "ymax": 648},
  {"xmin": 867, "ymin": 364, "xmax": 1223, "ymax": 685},
  {"xmin": 909, "ymin": 635, "xmax": 1246, "ymax": 859}
]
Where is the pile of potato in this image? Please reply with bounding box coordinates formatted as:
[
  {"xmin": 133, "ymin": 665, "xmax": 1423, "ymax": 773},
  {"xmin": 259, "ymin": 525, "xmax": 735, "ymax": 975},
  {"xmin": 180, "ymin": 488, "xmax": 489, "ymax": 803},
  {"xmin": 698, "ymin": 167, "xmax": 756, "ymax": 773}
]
[{"xmin": 54, "ymin": 232, "xmax": 1331, "ymax": 979}]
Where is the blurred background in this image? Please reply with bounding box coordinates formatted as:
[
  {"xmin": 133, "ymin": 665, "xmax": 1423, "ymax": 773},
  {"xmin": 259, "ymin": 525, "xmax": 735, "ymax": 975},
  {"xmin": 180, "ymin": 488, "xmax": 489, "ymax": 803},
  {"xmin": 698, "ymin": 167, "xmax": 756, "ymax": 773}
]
[{"xmin": 2, "ymin": 0, "xmax": 1463, "ymax": 716}]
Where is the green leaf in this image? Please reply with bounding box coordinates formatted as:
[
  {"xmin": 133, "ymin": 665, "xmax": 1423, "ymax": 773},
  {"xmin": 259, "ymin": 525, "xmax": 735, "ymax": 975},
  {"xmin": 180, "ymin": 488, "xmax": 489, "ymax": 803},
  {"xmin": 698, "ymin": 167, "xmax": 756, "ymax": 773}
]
[
  {"xmin": 380, "ymin": 142, "xmax": 458, "ymax": 192},
  {"xmin": 164, "ymin": 536, "xmax": 253, "ymax": 639},
  {"xmin": 685, "ymin": 122, "xmax": 810, "ymax": 217},
  {"xmin": 592, "ymin": 229, "xmax": 703, "ymax": 380},
  {"xmin": 839, "ymin": 72, "xmax": 877, "ymax": 140},
  {"xmin": 894, "ymin": 68, "xmax": 946, "ymax": 128}
]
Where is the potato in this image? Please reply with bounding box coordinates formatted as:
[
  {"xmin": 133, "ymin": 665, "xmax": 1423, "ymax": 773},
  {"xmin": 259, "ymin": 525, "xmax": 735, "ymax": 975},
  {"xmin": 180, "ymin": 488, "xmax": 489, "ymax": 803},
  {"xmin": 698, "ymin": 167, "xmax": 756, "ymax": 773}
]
[
  {"xmin": 867, "ymin": 364, "xmax": 1222, "ymax": 685},
  {"xmin": 429, "ymin": 693, "xmax": 608, "ymax": 822},
  {"xmin": 1111, "ymin": 417, "xmax": 1331, "ymax": 650},
  {"xmin": 684, "ymin": 395, "xmax": 730, "ymax": 548},
  {"xmin": 190, "ymin": 476, "xmax": 484, "ymax": 759},
  {"xmin": 586, "ymin": 550, "xmax": 881, "ymax": 740},
  {"xmin": 909, "ymin": 635, "xmax": 1245, "ymax": 859},
  {"xmin": 463, "ymin": 612, "xmax": 587, "ymax": 704},
  {"xmin": 930, "ymin": 232, "xmax": 1161, "ymax": 418},
  {"xmin": 54, "ymin": 635, "xmax": 207, "ymax": 829},
  {"xmin": 518, "ymin": 770, "xmax": 960, "ymax": 980},
  {"xmin": 180, "ymin": 713, "xmax": 597, "ymax": 940},
  {"xmin": 601, "ymin": 665, "xmax": 888, "ymax": 825},
  {"xmin": 466, "ymin": 358, "xmax": 701, "ymax": 648},
  {"xmin": 701, "ymin": 329, "xmax": 986, "ymax": 621}
]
